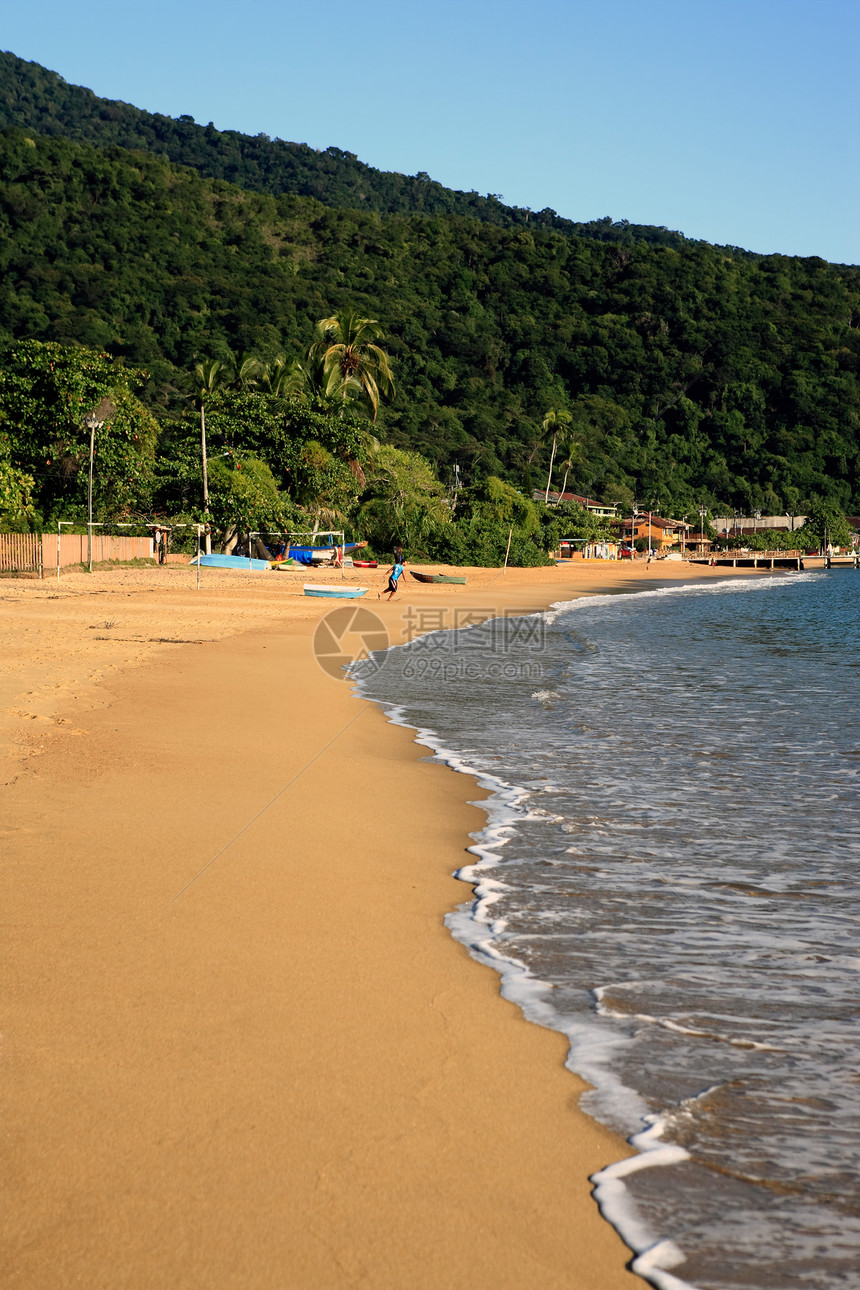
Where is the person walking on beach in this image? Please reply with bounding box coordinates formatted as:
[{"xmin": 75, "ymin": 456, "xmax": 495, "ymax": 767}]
[{"xmin": 378, "ymin": 557, "xmax": 406, "ymax": 601}]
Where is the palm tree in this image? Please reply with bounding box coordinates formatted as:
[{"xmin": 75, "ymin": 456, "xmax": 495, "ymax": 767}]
[
  {"xmin": 309, "ymin": 311, "xmax": 395, "ymax": 420},
  {"xmin": 229, "ymin": 352, "xmax": 263, "ymax": 390},
  {"xmin": 193, "ymin": 358, "xmax": 229, "ymax": 552},
  {"xmin": 557, "ymin": 424, "xmax": 583, "ymax": 500},
  {"xmin": 542, "ymin": 407, "xmax": 572, "ymax": 503}
]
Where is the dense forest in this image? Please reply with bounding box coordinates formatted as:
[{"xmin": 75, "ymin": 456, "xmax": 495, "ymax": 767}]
[{"xmin": 1, "ymin": 53, "xmax": 858, "ymax": 549}]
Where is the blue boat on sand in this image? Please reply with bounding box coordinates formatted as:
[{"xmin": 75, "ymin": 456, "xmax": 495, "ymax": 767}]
[
  {"xmin": 190, "ymin": 554, "xmax": 271, "ymax": 571},
  {"xmin": 303, "ymin": 584, "xmax": 368, "ymax": 599},
  {"xmin": 288, "ymin": 542, "xmax": 367, "ymax": 566}
]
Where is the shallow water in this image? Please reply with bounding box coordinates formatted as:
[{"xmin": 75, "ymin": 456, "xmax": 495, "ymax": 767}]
[{"xmin": 354, "ymin": 571, "xmax": 860, "ymax": 1290}]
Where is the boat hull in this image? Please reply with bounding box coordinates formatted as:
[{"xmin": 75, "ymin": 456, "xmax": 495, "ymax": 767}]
[
  {"xmin": 288, "ymin": 542, "xmax": 367, "ymax": 566},
  {"xmin": 409, "ymin": 570, "xmax": 467, "ymax": 585},
  {"xmin": 303, "ymin": 584, "xmax": 368, "ymax": 599},
  {"xmin": 190, "ymin": 554, "xmax": 271, "ymax": 571}
]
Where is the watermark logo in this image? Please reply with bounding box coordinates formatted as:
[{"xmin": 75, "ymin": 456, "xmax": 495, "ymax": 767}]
[
  {"xmin": 312, "ymin": 605, "xmax": 390, "ymax": 680},
  {"xmin": 312, "ymin": 604, "xmax": 548, "ymax": 682},
  {"xmin": 398, "ymin": 607, "xmax": 547, "ymax": 681}
]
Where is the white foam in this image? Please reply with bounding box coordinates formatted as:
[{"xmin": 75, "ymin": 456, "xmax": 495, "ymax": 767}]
[
  {"xmin": 350, "ymin": 695, "xmax": 699, "ymax": 1287},
  {"xmin": 547, "ymin": 568, "xmax": 818, "ymax": 618},
  {"xmin": 593, "ymin": 987, "xmax": 786, "ymax": 1053}
]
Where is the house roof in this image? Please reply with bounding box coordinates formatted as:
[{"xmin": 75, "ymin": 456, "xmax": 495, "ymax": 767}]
[
  {"xmin": 535, "ymin": 490, "xmax": 618, "ymax": 510},
  {"xmin": 621, "ymin": 515, "xmax": 688, "ymax": 531}
]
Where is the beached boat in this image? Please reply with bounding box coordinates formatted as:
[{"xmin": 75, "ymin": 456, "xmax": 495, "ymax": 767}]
[
  {"xmin": 352, "ymin": 560, "xmax": 378, "ymax": 568},
  {"xmin": 288, "ymin": 541, "xmax": 367, "ymax": 566},
  {"xmin": 409, "ymin": 570, "xmax": 467, "ymax": 585},
  {"xmin": 190, "ymin": 554, "xmax": 271, "ymax": 571},
  {"xmin": 303, "ymin": 584, "xmax": 368, "ymax": 599}
]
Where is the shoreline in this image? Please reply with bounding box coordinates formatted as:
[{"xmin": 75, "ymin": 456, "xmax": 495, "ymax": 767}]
[{"xmin": 1, "ymin": 560, "xmax": 772, "ymax": 1288}]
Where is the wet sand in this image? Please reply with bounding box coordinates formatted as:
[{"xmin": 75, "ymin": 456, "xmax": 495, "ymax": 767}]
[{"xmin": 1, "ymin": 559, "xmax": 761, "ymax": 1288}]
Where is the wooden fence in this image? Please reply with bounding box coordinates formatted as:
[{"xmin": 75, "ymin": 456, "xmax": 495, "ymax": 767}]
[
  {"xmin": 50, "ymin": 533, "xmax": 154, "ymax": 569},
  {"xmin": 0, "ymin": 532, "xmax": 156, "ymax": 576},
  {"xmin": 0, "ymin": 532, "xmax": 42, "ymax": 575}
]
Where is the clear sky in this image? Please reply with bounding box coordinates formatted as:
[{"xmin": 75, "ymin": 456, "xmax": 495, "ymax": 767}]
[{"xmin": 3, "ymin": 0, "xmax": 858, "ymax": 262}]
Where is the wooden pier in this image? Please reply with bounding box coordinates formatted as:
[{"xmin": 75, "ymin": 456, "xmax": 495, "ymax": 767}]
[
  {"xmin": 689, "ymin": 553, "xmax": 858, "ymax": 571},
  {"xmin": 689, "ymin": 555, "xmax": 804, "ymax": 570},
  {"xmin": 811, "ymin": 554, "xmax": 860, "ymax": 569}
]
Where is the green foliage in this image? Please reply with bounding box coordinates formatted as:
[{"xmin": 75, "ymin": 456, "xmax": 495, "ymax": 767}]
[
  {"xmin": 729, "ymin": 528, "xmax": 805, "ymax": 551},
  {"xmin": 795, "ymin": 501, "xmax": 852, "ymax": 548},
  {"xmin": 206, "ymin": 455, "xmax": 294, "ymax": 539},
  {"xmin": 151, "ymin": 388, "xmax": 370, "ymax": 520},
  {"xmin": 0, "ymin": 432, "xmax": 36, "ymax": 527},
  {"xmin": 357, "ymin": 445, "xmax": 450, "ymax": 552},
  {"xmin": 427, "ymin": 477, "xmax": 559, "ymax": 566},
  {"xmin": 427, "ymin": 517, "xmax": 556, "ymax": 568},
  {"xmin": 0, "ymin": 340, "xmax": 158, "ymax": 522},
  {"xmin": 554, "ymin": 501, "xmax": 616, "ymax": 543},
  {"xmin": 309, "ymin": 312, "xmax": 395, "ymax": 420}
]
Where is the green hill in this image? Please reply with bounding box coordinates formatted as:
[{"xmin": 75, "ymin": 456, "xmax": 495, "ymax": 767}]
[
  {"xmin": 0, "ymin": 50, "xmax": 710, "ymax": 252},
  {"xmin": 0, "ymin": 121, "xmax": 858, "ymax": 515}
]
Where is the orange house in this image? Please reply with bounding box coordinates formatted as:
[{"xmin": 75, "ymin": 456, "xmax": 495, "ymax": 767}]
[{"xmin": 621, "ymin": 516, "xmax": 689, "ymax": 551}]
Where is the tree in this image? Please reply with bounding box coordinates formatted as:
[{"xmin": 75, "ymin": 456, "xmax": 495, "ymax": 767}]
[
  {"xmin": 309, "ymin": 312, "xmax": 395, "ymax": 420},
  {"xmin": 226, "ymin": 351, "xmax": 263, "ymax": 391},
  {"xmin": 541, "ymin": 407, "xmax": 572, "ymax": 503},
  {"xmin": 796, "ymin": 501, "xmax": 852, "ymax": 550},
  {"xmin": 192, "ymin": 358, "xmax": 229, "ymax": 551},
  {"xmin": 0, "ymin": 434, "xmax": 36, "ymax": 528},
  {"xmin": 206, "ymin": 454, "xmax": 294, "ymax": 549},
  {"xmin": 557, "ymin": 424, "xmax": 584, "ymax": 499},
  {"xmin": 555, "ymin": 500, "xmax": 615, "ymax": 544},
  {"xmin": 358, "ymin": 445, "xmax": 448, "ymax": 551},
  {"xmin": 0, "ymin": 341, "xmax": 157, "ymax": 524}
]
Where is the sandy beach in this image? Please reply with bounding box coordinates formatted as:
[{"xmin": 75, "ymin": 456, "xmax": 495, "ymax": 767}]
[{"xmin": 1, "ymin": 558, "xmax": 763, "ymax": 1289}]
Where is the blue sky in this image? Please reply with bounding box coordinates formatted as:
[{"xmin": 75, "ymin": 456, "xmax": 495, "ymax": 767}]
[{"xmin": 3, "ymin": 0, "xmax": 858, "ymax": 262}]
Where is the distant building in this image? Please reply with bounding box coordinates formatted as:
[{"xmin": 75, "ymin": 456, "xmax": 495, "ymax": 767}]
[
  {"xmin": 619, "ymin": 515, "xmax": 690, "ymax": 551},
  {"xmin": 713, "ymin": 515, "xmax": 807, "ymax": 535},
  {"xmin": 557, "ymin": 538, "xmax": 619, "ymax": 560},
  {"xmin": 535, "ymin": 490, "xmax": 619, "ymax": 518}
]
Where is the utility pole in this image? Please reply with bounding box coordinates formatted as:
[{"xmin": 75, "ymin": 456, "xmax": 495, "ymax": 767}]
[
  {"xmin": 83, "ymin": 398, "xmax": 115, "ymax": 573},
  {"xmin": 451, "ymin": 462, "xmax": 461, "ymax": 514}
]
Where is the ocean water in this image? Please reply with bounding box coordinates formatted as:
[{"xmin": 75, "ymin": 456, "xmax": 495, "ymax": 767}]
[{"xmin": 353, "ymin": 571, "xmax": 860, "ymax": 1290}]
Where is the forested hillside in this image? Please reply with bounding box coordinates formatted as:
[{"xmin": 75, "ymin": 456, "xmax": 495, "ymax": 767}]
[
  {"xmin": 0, "ymin": 50, "xmax": 705, "ymax": 251},
  {"xmin": 2, "ymin": 124, "xmax": 858, "ymax": 515}
]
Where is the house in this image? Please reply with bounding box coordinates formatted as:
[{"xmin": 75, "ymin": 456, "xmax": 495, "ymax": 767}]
[
  {"xmin": 619, "ymin": 515, "xmax": 690, "ymax": 551},
  {"xmin": 557, "ymin": 538, "xmax": 619, "ymax": 560},
  {"xmin": 713, "ymin": 515, "xmax": 807, "ymax": 536},
  {"xmin": 534, "ymin": 490, "xmax": 619, "ymax": 518}
]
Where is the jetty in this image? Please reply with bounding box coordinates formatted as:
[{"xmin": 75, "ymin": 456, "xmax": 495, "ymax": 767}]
[
  {"xmin": 689, "ymin": 553, "xmax": 858, "ymax": 571},
  {"xmin": 689, "ymin": 554, "xmax": 803, "ymax": 570}
]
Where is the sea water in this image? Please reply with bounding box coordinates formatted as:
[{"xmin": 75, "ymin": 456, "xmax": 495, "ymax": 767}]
[{"xmin": 353, "ymin": 571, "xmax": 860, "ymax": 1290}]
